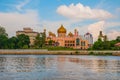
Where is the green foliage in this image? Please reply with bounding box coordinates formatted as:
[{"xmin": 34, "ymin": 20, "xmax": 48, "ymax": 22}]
[
  {"xmin": 48, "ymin": 40, "xmax": 53, "ymax": 46},
  {"xmin": 92, "ymin": 36, "xmax": 120, "ymax": 50},
  {"xmin": 0, "ymin": 26, "xmax": 8, "ymax": 36},
  {"xmin": 89, "ymin": 52, "xmax": 112, "ymax": 56},
  {"xmin": 0, "ymin": 35, "xmax": 8, "ymax": 49},
  {"xmin": 116, "ymin": 36, "xmax": 120, "ymax": 42},
  {"xmin": 34, "ymin": 34, "xmax": 41, "ymax": 48},
  {"xmin": 34, "ymin": 33, "xmax": 46, "ymax": 48},
  {"xmin": 92, "ymin": 38, "xmax": 104, "ymax": 50},
  {"xmin": 89, "ymin": 52, "xmax": 94, "ymax": 55},
  {"xmin": 17, "ymin": 34, "xmax": 30, "ymax": 49},
  {"xmin": 8, "ymin": 37, "xmax": 18, "ymax": 49},
  {"xmin": 42, "ymin": 46, "xmax": 74, "ymax": 51},
  {"xmin": 22, "ymin": 45, "xmax": 29, "ymax": 49},
  {"xmin": 75, "ymin": 50, "xmax": 79, "ymax": 54}
]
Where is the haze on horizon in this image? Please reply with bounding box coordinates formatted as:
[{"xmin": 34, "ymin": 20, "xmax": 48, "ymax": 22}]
[{"xmin": 0, "ymin": 0, "xmax": 120, "ymax": 41}]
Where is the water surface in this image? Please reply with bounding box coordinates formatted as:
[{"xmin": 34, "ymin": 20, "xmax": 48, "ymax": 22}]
[{"xmin": 0, "ymin": 55, "xmax": 120, "ymax": 80}]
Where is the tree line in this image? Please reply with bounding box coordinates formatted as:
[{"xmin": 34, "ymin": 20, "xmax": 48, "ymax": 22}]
[
  {"xmin": 91, "ymin": 36, "xmax": 120, "ymax": 50},
  {"xmin": 0, "ymin": 26, "xmax": 46, "ymax": 49},
  {"xmin": 0, "ymin": 26, "xmax": 120, "ymax": 50},
  {"xmin": 0, "ymin": 28, "xmax": 30, "ymax": 49}
]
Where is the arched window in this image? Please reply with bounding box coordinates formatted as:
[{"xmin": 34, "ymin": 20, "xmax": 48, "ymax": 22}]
[{"xmin": 76, "ymin": 38, "xmax": 80, "ymax": 46}]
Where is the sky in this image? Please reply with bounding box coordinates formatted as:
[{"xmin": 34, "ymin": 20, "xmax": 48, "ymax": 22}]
[{"xmin": 0, "ymin": 0, "xmax": 120, "ymax": 41}]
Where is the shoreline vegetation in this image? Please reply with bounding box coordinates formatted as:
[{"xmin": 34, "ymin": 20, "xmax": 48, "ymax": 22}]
[
  {"xmin": 0, "ymin": 49, "xmax": 120, "ymax": 56},
  {"xmin": 0, "ymin": 25, "xmax": 120, "ymax": 55}
]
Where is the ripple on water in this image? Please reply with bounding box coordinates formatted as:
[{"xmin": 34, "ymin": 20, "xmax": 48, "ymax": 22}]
[{"xmin": 0, "ymin": 55, "xmax": 120, "ymax": 80}]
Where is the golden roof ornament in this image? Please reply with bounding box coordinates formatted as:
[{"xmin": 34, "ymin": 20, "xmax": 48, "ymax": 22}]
[
  {"xmin": 68, "ymin": 32, "xmax": 73, "ymax": 37},
  {"xmin": 57, "ymin": 24, "xmax": 66, "ymax": 33}
]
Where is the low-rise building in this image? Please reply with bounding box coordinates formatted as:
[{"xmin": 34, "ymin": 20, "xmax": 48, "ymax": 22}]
[
  {"xmin": 16, "ymin": 28, "xmax": 38, "ymax": 45},
  {"xmin": 115, "ymin": 42, "xmax": 120, "ymax": 47}
]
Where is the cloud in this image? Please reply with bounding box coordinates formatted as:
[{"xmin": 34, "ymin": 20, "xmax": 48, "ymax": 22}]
[
  {"xmin": 87, "ymin": 21, "xmax": 120, "ymax": 41},
  {"xmin": 107, "ymin": 30, "xmax": 120, "ymax": 40},
  {"xmin": 0, "ymin": 1, "xmax": 118, "ymax": 42},
  {"xmin": 0, "ymin": 10, "xmax": 40, "ymax": 37},
  {"xmin": 57, "ymin": 3, "xmax": 113, "ymax": 20},
  {"xmin": 16, "ymin": 0, "xmax": 30, "ymax": 11},
  {"xmin": 87, "ymin": 21, "xmax": 105, "ymax": 41},
  {"xmin": 106, "ymin": 22, "xmax": 120, "ymax": 27}
]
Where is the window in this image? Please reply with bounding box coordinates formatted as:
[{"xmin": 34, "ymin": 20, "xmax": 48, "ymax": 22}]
[{"xmin": 76, "ymin": 38, "xmax": 80, "ymax": 46}]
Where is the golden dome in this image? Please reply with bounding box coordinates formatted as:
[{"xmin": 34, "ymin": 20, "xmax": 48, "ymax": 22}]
[
  {"xmin": 49, "ymin": 31, "xmax": 56, "ymax": 37},
  {"xmin": 68, "ymin": 32, "xmax": 73, "ymax": 37},
  {"xmin": 57, "ymin": 25, "xmax": 66, "ymax": 33}
]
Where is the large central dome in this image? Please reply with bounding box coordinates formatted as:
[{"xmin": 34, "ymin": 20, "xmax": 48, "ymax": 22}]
[{"xmin": 57, "ymin": 25, "xmax": 66, "ymax": 33}]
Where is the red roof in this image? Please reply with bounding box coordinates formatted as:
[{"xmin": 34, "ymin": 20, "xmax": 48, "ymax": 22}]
[{"xmin": 115, "ymin": 42, "xmax": 120, "ymax": 46}]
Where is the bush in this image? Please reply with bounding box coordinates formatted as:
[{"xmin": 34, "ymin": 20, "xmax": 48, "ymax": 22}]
[
  {"xmin": 22, "ymin": 45, "xmax": 29, "ymax": 49},
  {"xmin": 75, "ymin": 51, "xmax": 79, "ymax": 55},
  {"xmin": 42, "ymin": 46, "xmax": 74, "ymax": 51},
  {"xmin": 89, "ymin": 52, "xmax": 94, "ymax": 55}
]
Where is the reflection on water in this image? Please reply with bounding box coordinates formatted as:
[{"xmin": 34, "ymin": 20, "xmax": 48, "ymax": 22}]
[{"xmin": 0, "ymin": 55, "xmax": 120, "ymax": 80}]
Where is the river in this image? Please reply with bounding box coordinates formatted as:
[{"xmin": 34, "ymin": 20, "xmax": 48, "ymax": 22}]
[{"xmin": 0, "ymin": 55, "xmax": 120, "ymax": 80}]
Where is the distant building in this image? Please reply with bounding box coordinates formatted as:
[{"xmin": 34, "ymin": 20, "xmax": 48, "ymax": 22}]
[
  {"xmin": 84, "ymin": 32, "xmax": 93, "ymax": 47},
  {"xmin": 16, "ymin": 28, "xmax": 38, "ymax": 45},
  {"xmin": 46, "ymin": 25, "xmax": 89, "ymax": 49},
  {"xmin": 115, "ymin": 42, "xmax": 120, "ymax": 47},
  {"xmin": 98, "ymin": 31, "xmax": 107, "ymax": 41}
]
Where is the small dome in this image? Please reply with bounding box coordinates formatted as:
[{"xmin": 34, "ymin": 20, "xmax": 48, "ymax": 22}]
[
  {"xmin": 49, "ymin": 31, "xmax": 56, "ymax": 37},
  {"xmin": 68, "ymin": 32, "xmax": 73, "ymax": 37},
  {"xmin": 86, "ymin": 32, "xmax": 90, "ymax": 35},
  {"xmin": 85, "ymin": 32, "xmax": 92, "ymax": 37},
  {"xmin": 57, "ymin": 25, "xmax": 66, "ymax": 33}
]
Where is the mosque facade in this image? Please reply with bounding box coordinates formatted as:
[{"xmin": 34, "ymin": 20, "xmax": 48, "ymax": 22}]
[
  {"xmin": 16, "ymin": 25, "xmax": 93, "ymax": 49},
  {"xmin": 46, "ymin": 25, "xmax": 93, "ymax": 49}
]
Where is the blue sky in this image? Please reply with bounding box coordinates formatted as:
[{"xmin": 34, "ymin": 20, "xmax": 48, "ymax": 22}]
[{"xmin": 0, "ymin": 0, "xmax": 120, "ymax": 41}]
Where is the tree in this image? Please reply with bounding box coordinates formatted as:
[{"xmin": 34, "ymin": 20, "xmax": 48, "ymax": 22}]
[
  {"xmin": 103, "ymin": 41, "xmax": 110, "ymax": 50},
  {"xmin": 92, "ymin": 38, "xmax": 103, "ymax": 50},
  {"xmin": 17, "ymin": 34, "xmax": 30, "ymax": 49},
  {"xmin": 34, "ymin": 34, "xmax": 41, "ymax": 48},
  {"xmin": 0, "ymin": 26, "xmax": 8, "ymax": 36},
  {"xmin": 0, "ymin": 35, "xmax": 8, "ymax": 49},
  {"xmin": 48, "ymin": 40, "xmax": 53, "ymax": 46},
  {"xmin": 8, "ymin": 37, "xmax": 18, "ymax": 49},
  {"xmin": 116, "ymin": 36, "xmax": 120, "ymax": 42},
  {"xmin": 92, "ymin": 37, "xmax": 120, "ymax": 50},
  {"xmin": 34, "ymin": 33, "xmax": 46, "ymax": 48}
]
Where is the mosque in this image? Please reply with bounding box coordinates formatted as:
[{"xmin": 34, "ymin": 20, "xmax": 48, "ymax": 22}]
[
  {"xmin": 16, "ymin": 25, "xmax": 93, "ymax": 49},
  {"xmin": 46, "ymin": 25, "xmax": 93, "ymax": 49}
]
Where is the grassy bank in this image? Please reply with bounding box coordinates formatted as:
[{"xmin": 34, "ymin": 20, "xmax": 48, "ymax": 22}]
[
  {"xmin": 38, "ymin": 46, "xmax": 75, "ymax": 51},
  {"xmin": 0, "ymin": 49, "xmax": 120, "ymax": 56},
  {"xmin": 89, "ymin": 51, "xmax": 112, "ymax": 56}
]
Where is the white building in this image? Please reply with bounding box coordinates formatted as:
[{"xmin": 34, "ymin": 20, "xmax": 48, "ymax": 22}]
[{"xmin": 84, "ymin": 32, "xmax": 93, "ymax": 47}]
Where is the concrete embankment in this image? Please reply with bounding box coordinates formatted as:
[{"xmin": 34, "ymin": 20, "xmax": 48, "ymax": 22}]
[{"xmin": 0, "ymin": 49, "xmax": 120, "ymax": 56}]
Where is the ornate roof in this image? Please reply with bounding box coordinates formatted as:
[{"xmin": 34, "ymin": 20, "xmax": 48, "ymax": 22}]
[
  {"xmin": 85, "ymin": 32, "xmax": 92, "ymax": 37},
  {"xmin": 57, "ymin": 25, "xmax": 66, "ymax": 33},
  {"xmin": 68, "ymin": 32, "xmax": 73, "ymax": 37},
  {"xmin": 115, "ymin": 42, "xmax": 120, "ymax": 47},
  {"xmin": 49, "ymin": 31, "xmax": 56, "ymax": 37}
]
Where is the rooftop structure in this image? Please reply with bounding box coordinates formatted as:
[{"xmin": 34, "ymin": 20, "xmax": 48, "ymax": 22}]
[
  {"xmin": 98, "ymin": 31, "xmax": 107, "ymax": 41},
  {"xmin": 16, "ymin": 28, "xmax": 38, "ymax": 45}
]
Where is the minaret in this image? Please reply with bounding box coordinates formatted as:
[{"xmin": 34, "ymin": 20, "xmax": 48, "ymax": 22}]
[
  {"xmin": 43, "ymin": 29, "xmax": 46, "ymax": 38},
  {"xmin": 74, "ymin": 29, "xmax": 78, "ymax": 37},
  {"xmin": 98, "ymin": 31, "xmax": 108, "ymax": 41}
]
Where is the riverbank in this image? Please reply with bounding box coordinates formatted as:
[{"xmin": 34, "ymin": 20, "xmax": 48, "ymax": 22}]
[{"xmin": 0, "ymin": 49, "xmax": 120, "ymax": 56}]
